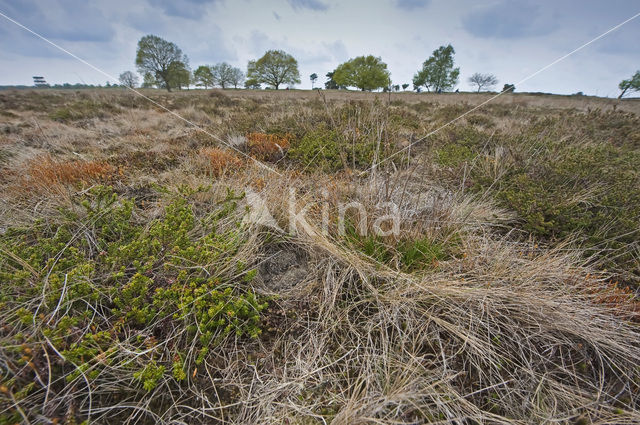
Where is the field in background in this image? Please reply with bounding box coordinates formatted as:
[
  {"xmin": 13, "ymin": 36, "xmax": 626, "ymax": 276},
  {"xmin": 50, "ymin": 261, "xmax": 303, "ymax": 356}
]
[{"xmin": 1, "ymin": 88, "xmax": 639, "ymax": 424}]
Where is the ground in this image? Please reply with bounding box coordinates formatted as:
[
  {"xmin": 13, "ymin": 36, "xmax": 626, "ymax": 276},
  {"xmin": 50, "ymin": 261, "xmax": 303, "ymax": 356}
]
[{"xmin": 0, "ymin": 88, "xmax": 639, "ymax": 424}]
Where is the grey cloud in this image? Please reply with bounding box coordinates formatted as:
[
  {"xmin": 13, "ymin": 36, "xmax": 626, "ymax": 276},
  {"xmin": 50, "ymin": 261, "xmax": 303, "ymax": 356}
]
[
  {"xmin": 462, "ymin": 1, "xmax": 559, "ymax": 39},
  {"xmin": 273, "ymin": 11, "xmax": 281, "ymax": 20},
  {"xmin": 287, "ymin": 0, "xmax": 329, "ymax": 12},
  {"xmin": 147, "ymin": 0, "xmax": 220, "ymax": 20},
  {"xmin": 0, "ymin": 0, "xmax": 115, "ymax": 42},
  {"xmin": 394, "ymin": 0, "xmax": 429, "ymax": 11}
]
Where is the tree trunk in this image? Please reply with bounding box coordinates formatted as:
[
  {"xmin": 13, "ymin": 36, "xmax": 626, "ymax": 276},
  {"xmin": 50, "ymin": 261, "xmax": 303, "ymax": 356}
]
[{"xmin": 618, "ymin": 88, "xmax": 628, "ymax": 99}]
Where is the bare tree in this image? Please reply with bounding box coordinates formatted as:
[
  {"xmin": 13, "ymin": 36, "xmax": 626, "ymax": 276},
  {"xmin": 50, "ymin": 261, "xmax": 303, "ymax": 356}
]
[
  {"xmin": 119, "ymin": 71, "xmax": 139, "ymax": 88},
  {"xmin": 468, "ymin": 72, "xmax": 498, "ymax": 92}
]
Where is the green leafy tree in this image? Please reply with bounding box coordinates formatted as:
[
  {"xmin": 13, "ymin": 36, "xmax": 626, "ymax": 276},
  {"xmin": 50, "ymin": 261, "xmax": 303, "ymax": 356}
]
[
  {"xmin": 333, "ymin": 55, "xmax": 391, "ymax": 91},
  {"xmin": 325, "ymin": 71, "xmax": 340, "ymax": 89},
  {"xmin": 502, "ymin": 83, "xmax": 515, "ymax": 93},
  {"xmin": 468, "ymin": 72, "xmax": 498, "ymax": 92},
  {"xmin": 245, "ymin": 78, "xmax": 261, "ymax": 89},
  {"xmin": 310, "ymin": 73, "xmax": 318, "ymax": 88},
  {"xmin": 193, "ymin": 65, "xmax": 214, "ymax": 89},
  {"xmin": 166, "ymin": 61, "xmax": 191, "ymax": 90},
  {"xmin": 135, "ymin": 35, "xmax": 187, "ymax": 92},
  {"xmin": 119, "ymin": 71, "xmax": 139, "ymax": 88},
  {"xmin": 141, "ymin": 72, "xmax": 156, "ymax": 88},
  {"xmin": 401, "ymin": 83, "xmax": 409, "ymax": 91},
  {"xmin": 247, "ymin": 50, "xmax": 301, "ymax": 89},
  {"xmin": 618, "ymin": 70, "xmax": 640, "ymax": 99},
  {"xmin": 413, "ymin": 44, "xmax": 460, "ymax": 92}
]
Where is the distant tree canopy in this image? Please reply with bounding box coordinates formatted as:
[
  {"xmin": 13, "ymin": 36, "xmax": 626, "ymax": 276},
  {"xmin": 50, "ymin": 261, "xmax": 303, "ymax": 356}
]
[
  {"xmin": 324, "ymin": 71, "xmax": 345, "ymax": 90},
  {"xmin": 618, "ymin": 71, "xmax": 640, "ymax": 99},
  {"xmin": 310, "ymin": 73, "xmax": 318, "ymax": 88},
  {"xmin": 136, "ymin": 35, "xmax": 188, "ymax": 92},
  {"xmin": 502, "ymin": 83, "xmax": 515, "ymax": 93},
  {"xmin": 193, "ymin": 63, "xmax": 244, "ymax": 89},
  {"xmin": 229, "ymin": 67, "xmax": 245, "ymax": 89},
  {"xmin": 212, "ymin": 62, "xmax": 234, "ymax": 89},
  {"xmin": 142, "ymin": 72, "xmax": 157, "ymax": 88},
  {"xmin": 413, "ymin": 44, "xmax": 460, "ymax": 92},
  {"xmin": 165, "ymin": 61, "xmax": 191, "ymax": 90},
  {"xmin": 468, "ymin": 72, "xmax": 498, "ymax": 92},
  {"xmin": 247, "ymin": 50, "xmax": 301, "ymax": 89},
  {"xmin": 193, "ymin": 65, "xmax": 214, "ymax": 89},
  {"xmin": 332, "ymin": 55, "xmax": 391, "ymax": 91},
  {"xmin": 402, "ymin": 83, "xmax": 410, "ymax": 90},
  {"xmin": 119, "ymin": 71, "xmax": 139, "ymax": 89},
  {"xmin": 244, "ymin": 78, "xmax": 261, "ymax": 89}
]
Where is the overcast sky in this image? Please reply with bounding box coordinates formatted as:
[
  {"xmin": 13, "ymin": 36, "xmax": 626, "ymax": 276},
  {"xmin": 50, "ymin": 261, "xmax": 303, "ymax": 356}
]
[{"xmin": 0, "ymin": 0, "xmax": 639, "ymax": 96}]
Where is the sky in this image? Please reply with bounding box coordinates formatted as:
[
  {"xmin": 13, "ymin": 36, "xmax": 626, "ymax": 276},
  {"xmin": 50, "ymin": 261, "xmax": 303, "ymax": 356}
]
[{"xmin": 0, "ymin": 0, "xmax": 639, "ymax": 96}]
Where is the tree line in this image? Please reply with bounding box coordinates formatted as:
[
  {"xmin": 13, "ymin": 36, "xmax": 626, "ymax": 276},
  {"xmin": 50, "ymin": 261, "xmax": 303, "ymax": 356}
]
[{"xmin": 124, "ymin": 34, "xmax": 640, "ymax": 98}]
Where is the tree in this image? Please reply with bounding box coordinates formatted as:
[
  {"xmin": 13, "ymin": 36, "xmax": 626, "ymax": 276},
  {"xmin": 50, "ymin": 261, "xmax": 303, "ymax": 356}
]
[
  {"xmin": 135, "ymin": 35, "xmax": 187, "ymax": 92},
  {"xmin": 247, "ymin": 50, "xmax": 301, "ymax": 89},
  {"xmin": 502, "ymin": 83, "xmax": 515, "ymax": 93},
  {"xmin": 402, "ymin": 83, "xmax": 409, "ymax": 91},
  {"xmin": 166, "ymin": 61, "xmax": 191, "ymax": 90},
  {"xmin": 468, "ymin": 72, "xmax": 498, "ymax": 92},
  {"xmin": 119, "ymin": 71, "xmax": 139, "ymax": 88},
  {"xmin": 142, "ymin": 72, "xmax": 156, "ymax": 88},
  {"xmin": 325, "ymin": 71, "xmax": 340, "ymax": 89},
  {"xmin": 211, "ymin": 62, "xmax": 236, "ymax": 89},
  {"xmin": 310, "ymin": 73, "xmax": 318, "ymax": 88},
  {"xmin": 332, "ymin": 55, "xmax": 391, "ymax": 91},
  {"xmin": 229, "ymin": 67, "xmax": 244, "ymax": 89},
  {"xmin": 618, "ymin": 71, "xmax": 640, "ymax": 99},
  {"xmin": 193, "ymin": 66, "xmax": 214, "ymax": 89},
  {"xmin": 413, "ymin": 44, "xmax": 460, "ymax": 92},
  {"xmin": 245, "ymin": 78, "xmax": 261, "ymax": 89}
]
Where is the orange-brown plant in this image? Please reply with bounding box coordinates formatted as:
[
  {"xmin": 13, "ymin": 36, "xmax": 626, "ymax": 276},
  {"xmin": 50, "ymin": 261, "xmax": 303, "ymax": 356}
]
[
  {"xmin": 27, "ymin": 155, "xmax": 115, "ymax": 188},
  {"xmin": 199, "ymin": 148, "xmax": 244, "ymax": 177},
  {"xmin": 246, "ymin": 132, "xmax": 291, "ymax": 161}
]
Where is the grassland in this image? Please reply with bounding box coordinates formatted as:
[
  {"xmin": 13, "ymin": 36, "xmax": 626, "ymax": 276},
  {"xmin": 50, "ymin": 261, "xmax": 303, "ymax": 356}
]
[{"xmin": 0, "ymin": 88, "xmax": 639, "ymax": 424}]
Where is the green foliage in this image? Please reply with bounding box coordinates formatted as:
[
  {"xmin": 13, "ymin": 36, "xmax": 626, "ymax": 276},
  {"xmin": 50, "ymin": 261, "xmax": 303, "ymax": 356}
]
[
  {"xmin": 166, "ymin": 61, "xmax": 191, "ymax": 90},
  {"xmin": 0, "ymin": 185, "xmax": 268, "ymax": 419},
  {"xmin": 324, "ymin": 71, "xmax": 345, "ymax": 90},
  {"xmin": 332, "ymin": 55, "xmax": 391, "ymax": 91},
  {"xmin": 288, "ymin": 124, "xmax": 380, "ymax": 171},
  {"xmin": 344, "ymin": 222, "xmax": 451, "ymax": 272},
  {"xmin": 247, "ymin": 50, "xmax": 301, "ymax": 89},
  {"xmin": 136, "ymin": 34, "xmax": 187, "ymax": 92},
  {"xmin": 618, "ymin": 70, "xmax": 640, "ymax": 99},
  {"xmin": 413, "ymin": 44, "xmax": 460, "ymax": 92},
  {"xmin": 193, "ymin": 65, "xmax": 215, "ymax": 89},
  {"xmin": 134, "ymin": 360, "xmax": 165, "ymax": 391}
]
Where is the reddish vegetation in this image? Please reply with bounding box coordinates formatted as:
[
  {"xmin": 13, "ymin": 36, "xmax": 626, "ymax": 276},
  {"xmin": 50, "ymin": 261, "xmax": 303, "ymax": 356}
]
[
  {"xmin": 199, "ymin": 148, "xmax": 243, "ymax": 176},
  {"xmin": 26, "ymin": 155, "xmax": 115, "ymax": 188},
  {"xmin": 246, "ymin": 132, "xmax": 291, "ymax": 160}
]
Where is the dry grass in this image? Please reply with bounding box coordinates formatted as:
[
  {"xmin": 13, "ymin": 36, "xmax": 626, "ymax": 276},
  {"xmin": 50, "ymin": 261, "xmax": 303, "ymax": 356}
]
[{"xmin": 0, "ymin": 88, "xmax": 638, "ymax": 424}]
